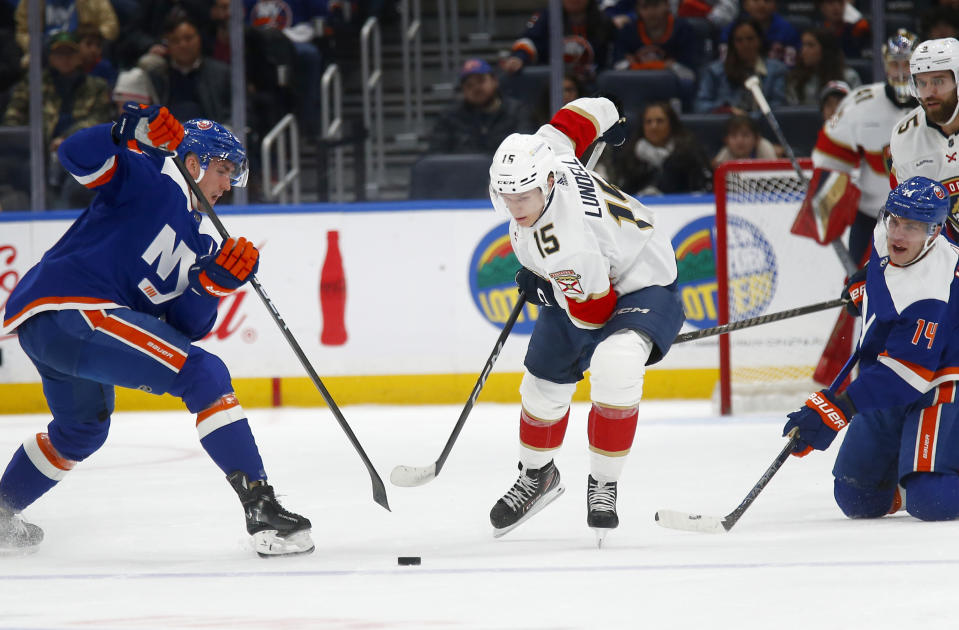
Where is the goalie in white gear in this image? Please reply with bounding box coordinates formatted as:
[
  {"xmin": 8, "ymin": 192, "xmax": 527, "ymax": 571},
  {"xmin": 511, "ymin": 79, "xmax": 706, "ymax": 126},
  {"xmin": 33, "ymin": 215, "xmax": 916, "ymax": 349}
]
[
  {"xmin": 487, "ymin": 97, "xmax": 685, "ymax": 545},
  {"xmin": 890, "ymin": 36, "xmax": 959, "ymax": 243}
]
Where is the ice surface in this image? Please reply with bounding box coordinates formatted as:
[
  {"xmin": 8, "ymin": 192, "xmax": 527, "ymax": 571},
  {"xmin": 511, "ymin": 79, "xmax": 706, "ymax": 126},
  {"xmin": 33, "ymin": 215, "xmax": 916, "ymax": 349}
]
[{"xmin": 0, "ymin": 401, "xmax": 955, "ymax": 629}]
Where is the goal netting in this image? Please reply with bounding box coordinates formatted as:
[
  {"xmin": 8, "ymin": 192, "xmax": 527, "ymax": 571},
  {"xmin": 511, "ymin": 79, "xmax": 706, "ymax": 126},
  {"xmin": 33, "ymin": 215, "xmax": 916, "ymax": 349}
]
[{"xmin": 714, "ymin": 159, "xmax": 847, "ymax": 415}]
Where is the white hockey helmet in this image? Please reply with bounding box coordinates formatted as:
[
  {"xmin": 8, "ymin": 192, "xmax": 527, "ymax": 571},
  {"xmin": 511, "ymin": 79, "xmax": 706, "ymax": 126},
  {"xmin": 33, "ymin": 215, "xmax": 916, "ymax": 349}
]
[
  {"xmin": 909, "ymin": 37, "xmax": 959, "ymax": 125},
  {"xmin": 488, "ymin": 133, "xmax": 556, "ymax": 216},
  {"xmin": 883, "ymin": 29, "xmax": 918, "ymax": 104}
]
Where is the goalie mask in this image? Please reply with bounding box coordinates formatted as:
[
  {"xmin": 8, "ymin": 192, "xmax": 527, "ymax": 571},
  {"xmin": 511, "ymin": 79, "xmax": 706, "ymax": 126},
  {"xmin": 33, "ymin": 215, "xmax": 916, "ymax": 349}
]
[
  {"xmin": 884, "ymin": 29, "xmax": 918, "ymax": 105},
  {"xmin": 880, "ymin": 176, "xmax": 948, "ymax": 265},
  {"xmin": 179, "ymin": 119, "xmax": 249, "ymax": 187},
  {"xmin": 909, "ymin": 37, "xmax": 959, "ymax": 126},
  {"xmin": 489, "ymin": 133, "xmax": 556, "ymax": 221}
]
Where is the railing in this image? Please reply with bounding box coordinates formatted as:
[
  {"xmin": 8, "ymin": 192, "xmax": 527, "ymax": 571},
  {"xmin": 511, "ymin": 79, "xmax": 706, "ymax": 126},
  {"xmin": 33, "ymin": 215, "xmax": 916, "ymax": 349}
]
[
  {"xmin": 435, "ymin": 0, "xmax": 461, "ymax": 78},
  {"xmin": 320, "ymin": 64, "xmax": 345, "ymax": 201},
  {"xmin": 260, "ymin": 113, "xmax": 301, "ymax": 204},
  {"xmin": 360, "ymin": 17, "xmax": 385, "ymax": 198},
  {"xmin": 399, "ymin": 0, "xmax": 424, "ymax": 134}
]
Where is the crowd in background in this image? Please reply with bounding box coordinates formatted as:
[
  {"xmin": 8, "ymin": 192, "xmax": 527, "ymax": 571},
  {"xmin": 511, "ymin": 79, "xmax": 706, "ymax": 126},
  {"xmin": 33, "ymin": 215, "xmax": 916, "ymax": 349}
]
[
  {"xmin": 425, "ymin": 0, "xmax": 952, "ymax": 197},
  {"xmin": 0, "ymin": 0, "xmax": 399, "ymax": 210}
]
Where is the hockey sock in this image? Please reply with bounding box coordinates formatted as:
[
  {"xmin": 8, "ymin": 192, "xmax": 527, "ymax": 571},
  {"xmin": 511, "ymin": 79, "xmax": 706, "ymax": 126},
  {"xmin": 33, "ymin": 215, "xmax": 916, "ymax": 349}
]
[
  {"xmin": 519, "ymin": 408, "xmax": 569, "ymax": 470},
  {"xmin": 0, "ymin": 434, "xmax": 76, "ymax": 511},
  {"xmin": 588, "ymin": 404, "xmax": 638, "ymax": 482},
  {"xmin": 196, "ymin": 394, "xmax": 266, "ymax": 481},
  {"xmin": 904, "ymin": 473, "xmax": 959, "ymax": 521}
]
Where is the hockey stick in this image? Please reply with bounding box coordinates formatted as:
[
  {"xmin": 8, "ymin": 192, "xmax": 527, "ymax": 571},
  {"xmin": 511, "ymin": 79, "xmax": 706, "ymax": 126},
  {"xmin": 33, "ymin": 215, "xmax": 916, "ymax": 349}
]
[
  {"xmin": 171, "ymin": 155, "xmax": 390, "ymax": 512},
  {"xmin": 654, "ymin": 349, "xmax": 859, "ymax": 533},
  {"xmin": 744, "ymin": 76, "xmax": 857, "ymax": 277},
  {"xmin": 390, "ymin": 138, "xmax": 609, "ymax": 488},
  {"xmin": 390, "ymin": 293, "xmax": 528, "ymax": 487},
  {"xmin": 673, "ymin": 297, "xmax": 848, "ymax": 344}
]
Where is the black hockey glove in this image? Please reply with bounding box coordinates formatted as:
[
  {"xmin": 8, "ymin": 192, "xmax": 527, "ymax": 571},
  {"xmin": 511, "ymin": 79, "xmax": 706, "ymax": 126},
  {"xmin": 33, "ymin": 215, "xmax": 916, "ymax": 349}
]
[
  {"xmin": 841, "ymin": 264, "xmax": 867, "ymax": 317},
  {"xmin": 516, "ymin": 267, "xmax": 554, "ymax": 306},
  {"xmin": 600, "ymin": 116, "xmax": 629, "ymax": 148}
]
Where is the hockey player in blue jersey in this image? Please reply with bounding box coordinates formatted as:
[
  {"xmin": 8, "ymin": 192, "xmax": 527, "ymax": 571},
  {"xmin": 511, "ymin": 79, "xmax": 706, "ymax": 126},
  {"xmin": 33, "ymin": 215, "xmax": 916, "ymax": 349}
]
[
  {"xmin": 0, "ymin": 103, "xmax": 313, "ymax": 556},
  {"xmin": 784, "ymin": 176, "xmax": 959, "ymax": 522}
]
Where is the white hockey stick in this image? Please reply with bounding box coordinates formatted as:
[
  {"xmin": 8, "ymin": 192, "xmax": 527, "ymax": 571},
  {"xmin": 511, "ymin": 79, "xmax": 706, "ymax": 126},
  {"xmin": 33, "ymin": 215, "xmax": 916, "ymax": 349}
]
[
  {"xmin": 744, "ymin": 76, "xmax": 857, "ymax": 276},
  {"xmin": 655, "ymin": 349, "xmax": 859, "ymax": 533},
  {"xmin": 390, "ymin": 140, "xmax": 610, "ymax": 488}
]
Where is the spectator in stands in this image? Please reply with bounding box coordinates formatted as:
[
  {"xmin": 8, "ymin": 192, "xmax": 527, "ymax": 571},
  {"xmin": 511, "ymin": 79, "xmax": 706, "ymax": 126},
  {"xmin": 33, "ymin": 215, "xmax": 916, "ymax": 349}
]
[
  {"xmin": 139, "ymin": 9, "xmax": 231, "ymax": 126},
  {"xmin": 720, "ymin": 0, "xmax": 801, "ymax": 66},
  {"xmin": 711, "ymin": 114, "xmax": 778, "ymax": 168},
  {"xmin": 14, "ymin": 0, "xmax": 118, "ymax": 69},
  {"xmin": 786, "ymin": 27, "xmax": 860, "ymax": 106},
  {"xmin": 3, "ymin": 31, "xmax": 112, "ymax": 209},
  {"xmin": 110, "ymin": 67, "xmax": 156, "ymax": 113},
  {"xmin": 920, "ymin": 5, "xmax": 959, "ymax": 39},
  {"xmin": 501, "ymin": 0, "xmax": 616, "ymax": 86},
  {"xmin": 112, "ymin": 0, "xmax": 209, "ymax": 69},
  {"xmin": 534, "ymin": 72, "xmax": 586, "ymax": 126},
  {"xmin": 427, "ymin": 58, "xmax": 534, "ymax": 155},
  {"xmin": 611, "ymin": 101, "xmax": 712, "ymax": 195},
  {"xmin": 814, "ymin": 0, "xmax": 870, "ymax": 59},
  {"xmin": 245, "ymin": 0, "xmax": 326, "ymax": 138},
  {"xmin": 694, "ymin": 17, "xmax": 788, "ymax": 114},
  {"xmin": 0, "ymin": 1, "xmax": 22, "ymax": 116},
  {"xmin": 818, "ymin": 79, "xmax": 849, "ymax": 121},
  {"xmin": 76, "ymin": 22, "xmax": 116, "ymax": 87},
  {"xmin": 602, "ymin": 0, "xmax": 639, "ymax": 29},
  {"xmin": 613, "ymin": 0, "xmax": 704, "ymax": 108}
]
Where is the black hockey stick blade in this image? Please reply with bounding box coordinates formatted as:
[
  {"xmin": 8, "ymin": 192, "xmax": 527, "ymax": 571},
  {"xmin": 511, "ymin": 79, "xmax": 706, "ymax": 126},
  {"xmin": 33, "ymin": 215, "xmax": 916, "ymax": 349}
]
[
  {"xmin": 171, "ymin": 155, "xmax": 390, "ymax": 511},
  {"xmin": 391, "ymin": 294, "xmax": 528, "ymax": 487}
]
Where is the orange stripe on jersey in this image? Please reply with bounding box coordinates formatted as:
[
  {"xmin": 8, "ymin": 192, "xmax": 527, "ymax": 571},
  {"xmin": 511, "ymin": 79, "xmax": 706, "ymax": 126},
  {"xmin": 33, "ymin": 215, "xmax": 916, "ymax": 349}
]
[
  {"xmin": 35, "ymin": 433, "xmax": 76, "ymax": 471},
  {"xmin": 197, "ymin": 393, "xmax": 240, "ymax": 425},
  {"xmin": 878, "ymin": 351, "xmax": 935, "ymax": 381},
  {"xmin": 916, "ymin": 405, "xmax": 940, "ymax": 472},
  {"xmin": 2, "ymin": 296, "xmax": 121, "ymax": 330},
  {"xmin": 511, "ymin": 40, "xmax": 537, "ymax": 62},
  {"xmin": 73, "ymin": 155, "xmax": 118, "ymax": 188},
  {"xmin": 567, "ymin": 289, "xmax": 616, "ymax": 327},
  {"xmin": 814, "ymin": 129, "xmax": 858, "ymax": 166},
  {"xmin": 82, "ymin": 310, "xmax": 187, "ymax": 371},
  {"xmin": 550, "ymin": 106, "xmax": 601, "ymax": 159}
]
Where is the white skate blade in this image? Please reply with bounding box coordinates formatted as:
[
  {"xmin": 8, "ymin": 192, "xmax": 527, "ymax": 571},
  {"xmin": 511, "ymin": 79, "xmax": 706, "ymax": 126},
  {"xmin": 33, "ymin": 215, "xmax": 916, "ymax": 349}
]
[
  {"xmin": 390, "ymin": 464, "xmax": 437, "ymax": 487},
  {"xmin": 654, "ymin": 509, "xmax": 728, "ymax": 534},
  {"xmin": 492, "ymin": 484, "xmax": 565, "ymax": 538},
  {"xmin": 253, "ymin": 529, "xmax": 315, "ymax": 557},
  {"xmin": 0, "ymin": 544, "xmax": 40, "ymax": 557}
]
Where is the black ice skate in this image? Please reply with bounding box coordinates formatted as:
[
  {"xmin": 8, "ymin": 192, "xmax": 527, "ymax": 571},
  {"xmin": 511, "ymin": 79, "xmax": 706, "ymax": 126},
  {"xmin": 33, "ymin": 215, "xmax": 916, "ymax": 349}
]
[
  {"xmin": 490, "ymin": 460, "xmax": 565, "ymax": 538},
  {"xmin": 0, "ymin": 504, "xmax": 43, "ymax": 555},
  {"xmin": 587, "ymin": 475, "xmax": 619, "ymax": 548},
  {"xmin": 228, "ymin": 471, "xmax": 314, "ymax": 558}
]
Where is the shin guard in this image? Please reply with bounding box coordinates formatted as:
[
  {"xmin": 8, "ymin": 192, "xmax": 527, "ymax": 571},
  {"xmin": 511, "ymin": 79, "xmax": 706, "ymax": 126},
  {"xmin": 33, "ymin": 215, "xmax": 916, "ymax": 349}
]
[
  {"xmin": 0, "ymin": 434, "xmax": 76, "ymax": 511},
  {"xmin": 588, "ymin": 404, "xmax": 639, "ymax": 482},
  {"xmin": 519, "ymin": 408, "xmax": 569, "ymax": 470},
  {"xmin": 197, "ymin": 394, "xmax": 266, "ymax": 481}
]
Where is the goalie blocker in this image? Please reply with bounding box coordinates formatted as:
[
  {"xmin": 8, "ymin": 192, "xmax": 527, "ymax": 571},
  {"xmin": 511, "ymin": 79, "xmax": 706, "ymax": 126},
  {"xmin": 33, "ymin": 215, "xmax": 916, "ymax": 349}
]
[{"xmin": 792, "ymin": 168, "xmax": 862, "ymax": 245}]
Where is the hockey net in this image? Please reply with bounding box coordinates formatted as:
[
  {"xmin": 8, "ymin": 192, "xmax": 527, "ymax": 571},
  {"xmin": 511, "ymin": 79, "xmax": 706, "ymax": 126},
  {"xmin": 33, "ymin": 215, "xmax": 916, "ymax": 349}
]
[{"xmin": 714, "ymin": 159, "xmax": 847, "ymax": 415}]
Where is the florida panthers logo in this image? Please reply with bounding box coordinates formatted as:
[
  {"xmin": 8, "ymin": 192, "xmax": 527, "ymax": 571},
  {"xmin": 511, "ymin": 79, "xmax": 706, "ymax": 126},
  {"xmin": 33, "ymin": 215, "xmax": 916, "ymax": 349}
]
[{"xmin": 549, "ymin": 269, "xmax": 584, "ymax": 296}]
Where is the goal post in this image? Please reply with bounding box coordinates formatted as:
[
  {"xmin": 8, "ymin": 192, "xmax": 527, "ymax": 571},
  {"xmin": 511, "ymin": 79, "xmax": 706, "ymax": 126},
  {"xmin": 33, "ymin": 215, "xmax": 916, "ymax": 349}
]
[{"xmin": 713, "ymin": 158, "xmax": 847, "ymax": 415}]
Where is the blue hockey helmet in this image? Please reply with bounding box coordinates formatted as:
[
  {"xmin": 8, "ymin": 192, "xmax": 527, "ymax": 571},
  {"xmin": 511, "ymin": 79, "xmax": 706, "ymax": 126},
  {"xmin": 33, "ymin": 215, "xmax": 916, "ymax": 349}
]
[
  {"xmin": 179, "ymin": 119, "xmax": 249, "ymax": 187},
  {"xmin": 883, "ymin": 176, "xmax": 949, "ymax": 228}
]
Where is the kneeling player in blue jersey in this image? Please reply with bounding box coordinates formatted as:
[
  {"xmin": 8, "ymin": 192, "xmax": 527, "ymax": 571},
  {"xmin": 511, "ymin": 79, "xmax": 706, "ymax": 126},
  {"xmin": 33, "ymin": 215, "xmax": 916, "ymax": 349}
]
[
  {"xmin": 784, "ymin": 176, "xmax": 959, "ymax": 521},
  {"xmin": 0, "ymin": 104, "xmax": 313, "ymax": 556}
]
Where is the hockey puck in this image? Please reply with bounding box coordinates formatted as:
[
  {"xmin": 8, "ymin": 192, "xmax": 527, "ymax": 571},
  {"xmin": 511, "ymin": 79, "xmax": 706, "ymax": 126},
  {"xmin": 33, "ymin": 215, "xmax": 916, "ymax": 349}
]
[{"xmin": 397, "ymin": 556, "xmax": 421, "ymax": 566}]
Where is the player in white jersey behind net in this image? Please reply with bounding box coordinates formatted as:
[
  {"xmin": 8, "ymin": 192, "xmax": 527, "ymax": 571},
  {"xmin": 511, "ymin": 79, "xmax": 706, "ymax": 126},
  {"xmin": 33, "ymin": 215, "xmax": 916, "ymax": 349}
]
[{"xmin": 486, "ymin": 97, "xmax": 685, "ymax": 546}]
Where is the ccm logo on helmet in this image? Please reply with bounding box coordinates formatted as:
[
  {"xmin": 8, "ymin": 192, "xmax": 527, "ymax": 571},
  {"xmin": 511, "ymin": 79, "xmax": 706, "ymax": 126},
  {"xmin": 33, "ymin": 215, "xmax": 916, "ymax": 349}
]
[{"xmin": 808, "ymin": 392, "xmax": 847, "ymax": 430}]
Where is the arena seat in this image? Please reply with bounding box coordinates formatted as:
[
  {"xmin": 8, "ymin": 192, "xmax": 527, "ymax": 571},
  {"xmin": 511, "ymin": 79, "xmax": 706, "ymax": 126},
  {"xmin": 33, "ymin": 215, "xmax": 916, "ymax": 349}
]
[{"xmin": 409, "ymin": 153, "xmax": 491, "ymax": 200}]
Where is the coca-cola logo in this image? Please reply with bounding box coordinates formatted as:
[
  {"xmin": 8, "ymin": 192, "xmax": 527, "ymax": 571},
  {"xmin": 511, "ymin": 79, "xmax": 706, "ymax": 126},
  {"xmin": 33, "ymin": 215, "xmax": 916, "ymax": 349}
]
[
  {"xmin": 0, "ymin": 244, "xmax": 20, "ymax": 338},
  {"xmin": 203, "ymin": 290, "xmax": 256, "ymax": 343}
]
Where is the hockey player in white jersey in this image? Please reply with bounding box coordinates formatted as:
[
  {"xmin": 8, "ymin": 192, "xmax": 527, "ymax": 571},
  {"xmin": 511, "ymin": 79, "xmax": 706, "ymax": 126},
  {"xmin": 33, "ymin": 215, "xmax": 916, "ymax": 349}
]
[
  {"xmin": 486, "ymin": 97, "xmax": 685, "ymax": 544},
  {"xmin": 890, "ymin": 37, "xmax": 959, "ymax": 243}
]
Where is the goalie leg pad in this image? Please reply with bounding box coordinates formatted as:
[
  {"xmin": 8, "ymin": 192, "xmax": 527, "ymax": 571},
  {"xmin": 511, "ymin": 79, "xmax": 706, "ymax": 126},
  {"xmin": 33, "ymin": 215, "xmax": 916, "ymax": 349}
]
[
  {"xmin": 903, "ymin": 473, "xmax": 959, "ymax": 521},
  {"xmin": 589, "ymin": 330, "xmax": 652, "ymax": 407}
]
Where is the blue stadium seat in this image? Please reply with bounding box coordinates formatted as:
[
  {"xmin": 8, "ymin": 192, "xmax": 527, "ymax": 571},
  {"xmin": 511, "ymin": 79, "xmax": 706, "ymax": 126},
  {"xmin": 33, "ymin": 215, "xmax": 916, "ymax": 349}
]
[
  {"xmin": 765, "ymin": 106, "xmax": 823, "ymax": 157},
  {"xmin": 595, "ymin": 69, "xmax": 683, "ymax": 119},
  {"xmin": 409, "ymin": 153, "xmax": 491, "ymax": 200},
  {"xmin": 679, "ymin": 113, "xmax": 728, "ymax": 161},
  {"xmin": 499, "ymin": 65, "xmax": 553, "ymax": 105},
  {"xmin": 846, "ymin": 58, "xmax": 874, "ymax": 84}
]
